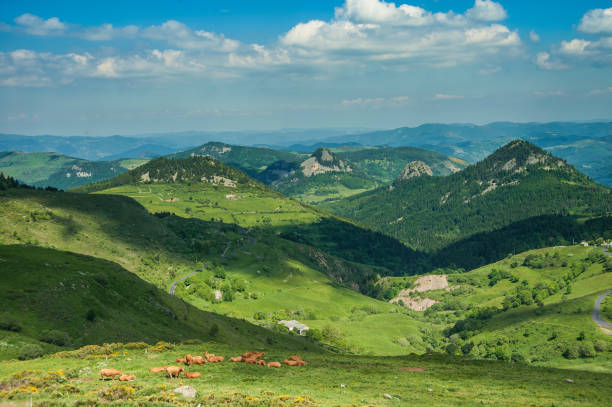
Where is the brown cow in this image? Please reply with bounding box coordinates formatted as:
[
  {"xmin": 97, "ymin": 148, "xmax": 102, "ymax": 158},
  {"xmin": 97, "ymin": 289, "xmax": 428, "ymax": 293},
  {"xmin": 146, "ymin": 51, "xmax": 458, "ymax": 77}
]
[
  {"xmin": 184, "ymin": 371, "xmax": 202, "ymax": 379},
  {"xmin": 230, "ymin": 356, "xmax": 243, "ymax": 362},
  {"xmin": 185, "ymin": 354, "xmax": 194, "ymax": 365},
  {"xmin": 100, "ymin": 369, "xmax": 122, "ymax": 380},
  {"xmin": 149, "ymin": 366, "xmax": 167, "ymax": 373},
  {"xmin": 267, "ymin": 362, "xmax": 281, "ymax": 368},
  {"xmin": 119, "ymin": 374, "xmax": 135, "ymax": 381},
  {"xmin": 176, "ymin": 357, "xmax": 187, "ymax": 364},
  {"xmin": 191, "ymin": 356, "xmax": 206, "ymax": 365},
  {"xmin": 256, "ymin": 359, "xmax": 266, "ymax": 366},
  {"xmin": 166, "ymin": 366, "xmax": 184, "ymax": 378},
  {"xmin": 242, "ymin": 351, "xmax": 253, "ymax": 359},
  {"xmin": 296, "ymin": 360, "xmax": 308, "ymax": 366},
  {"xmin": 244, "ymin": 357, "xmax": 258, "ymax": 364},
  {"xmin": 283, "ymin": 359, "xmax": 299, "ymax": 366}
]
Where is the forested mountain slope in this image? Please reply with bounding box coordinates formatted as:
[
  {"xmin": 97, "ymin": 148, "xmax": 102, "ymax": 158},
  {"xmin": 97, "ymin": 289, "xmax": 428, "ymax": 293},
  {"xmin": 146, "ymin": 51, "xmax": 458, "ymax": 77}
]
[{"xmin": 324, "ymin": 140, "xmax": 612, "ymax": 252}]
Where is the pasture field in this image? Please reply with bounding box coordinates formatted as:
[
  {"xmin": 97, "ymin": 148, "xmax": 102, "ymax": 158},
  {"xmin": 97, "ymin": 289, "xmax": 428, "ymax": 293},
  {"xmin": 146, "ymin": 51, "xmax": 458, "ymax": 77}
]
[
  {"xmin": 98, "ymin": 183, "xmax": 321, "ymax": 227},
  {"xmin": 1, "ymin": 342, "xmax": 611, "ymax": 406}
]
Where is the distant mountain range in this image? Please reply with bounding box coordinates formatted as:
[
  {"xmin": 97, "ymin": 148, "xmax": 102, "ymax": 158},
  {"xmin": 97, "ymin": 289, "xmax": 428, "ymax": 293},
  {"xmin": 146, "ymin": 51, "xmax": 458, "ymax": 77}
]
[{"xmin": 1, "ymin": 121, "xmax": 610, "ymax": 186}]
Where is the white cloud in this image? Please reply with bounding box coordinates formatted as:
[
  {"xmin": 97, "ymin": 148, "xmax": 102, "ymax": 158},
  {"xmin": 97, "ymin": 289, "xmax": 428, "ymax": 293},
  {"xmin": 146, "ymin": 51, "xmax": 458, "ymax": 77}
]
[
  {"xmin": 578, "ymin": 7, "xmax": 612, "ymax": 34},
  {"xmin": 142, "ymin": 20, "xmax": 239, "ymax": 51},
  {"xmin": 466, "ymin": 0, "xmax": 507, "ymax": 22},
  {"xmin": 478, "ymin": 66, "xmax": 501, "ymax": 75},
  {"xmin": 533, "ymin": 90, "xmax": 564, "ymax": 96},
  {"xmin": 588, "ymin": 86, "xmax": 612, "ymax": 95},
  {"xmin": 82, "ymin": 23, "xmax": 139, "ymax": 41},
  {"xmin": 337, "ymin": 0, "xmax": 465, "ymax": 26},
  {"xmin": 529, "ymin": 30, "xmax": 540, "ymax": 42},
  {"xmin": 280, "ymin": 1, "xmax": 520, "ymax": 67},
  {"xmin": 560, "ymin": 39, "xmax": 592, "ymax": 56},
  {"xmin": 339, "ymin": 95, "xmax": 410, "ymax": 108},
  {"xmin": 433, "ymin": 93, "xmax": 463, "ymax": 100},
  {"xmin": 535, "ymin": 52, "xmax": 567, "ymax": 70},
  {"xmin": 14, "ymin": 13, "xmax": 66, "ymax": 36}
]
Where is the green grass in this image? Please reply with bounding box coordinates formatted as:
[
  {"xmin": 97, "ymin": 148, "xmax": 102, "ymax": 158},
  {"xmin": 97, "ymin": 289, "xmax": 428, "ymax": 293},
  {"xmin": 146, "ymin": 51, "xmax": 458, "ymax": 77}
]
[
  {"xmin": 97, "ymin": 183, "xmax": 321, "ymax": 228},
  {"xmin": 0, "ymin": 342, "xmax": 611, "ymax": 406},
  {"xmin": 0, "ymin": 245, "xmax": 316, "ymax": 361},
  {"xmin": 387, "ymin": 246, "xmax": 612, "ymax": 371}
]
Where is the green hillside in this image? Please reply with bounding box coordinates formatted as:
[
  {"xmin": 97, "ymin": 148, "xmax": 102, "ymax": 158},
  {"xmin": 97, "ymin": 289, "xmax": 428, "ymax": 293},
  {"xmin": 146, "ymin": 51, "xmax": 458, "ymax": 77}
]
[
  {"xmin": 324, "ymin": 140, "xmax": 612, "ymax": 254},
  {"xmin": 385, "ymin": 245, "xmax": 612, "ymax": 372},
  {"xmin": 168, "ymin": 141, "xmax": 303, "ymax": 179},
  {"xmin": 0, "ymin": 174, "xmax": 430, "ymax": 354},
  {"xmin": 335, "ymin": 146, "xmax": 469, "ymax": 184},
  {"xmin": 0, "ymin": 151, "xmax": 147, "ymax": 190},
  {"xmin": 0, "ymin": 245, "xmax": 315, "ymax": 361}
]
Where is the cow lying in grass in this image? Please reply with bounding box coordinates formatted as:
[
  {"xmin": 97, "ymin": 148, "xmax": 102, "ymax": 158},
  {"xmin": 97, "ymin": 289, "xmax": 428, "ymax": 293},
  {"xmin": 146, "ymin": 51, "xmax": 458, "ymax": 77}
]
[
  {"xmin": 149, "ymin": 366, "xmax": 167, "ymax": 373},
  {"xmin": 184, "ymin": 371, "xmax": 202, "ymax": 379},
  {"xmin": 267, "ymin": 362, "xmax": 281, "ymax": 368},
  {"xmin": 119, "ymin": 374, "xmax": 136, "ymax": 381}
]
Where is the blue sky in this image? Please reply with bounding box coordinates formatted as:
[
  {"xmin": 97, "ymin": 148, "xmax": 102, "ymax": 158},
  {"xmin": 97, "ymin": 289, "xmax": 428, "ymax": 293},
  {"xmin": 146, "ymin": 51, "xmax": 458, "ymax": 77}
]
[{"xmin": 0, "ymin": 0, "xmax": 611, "ymax": 136}]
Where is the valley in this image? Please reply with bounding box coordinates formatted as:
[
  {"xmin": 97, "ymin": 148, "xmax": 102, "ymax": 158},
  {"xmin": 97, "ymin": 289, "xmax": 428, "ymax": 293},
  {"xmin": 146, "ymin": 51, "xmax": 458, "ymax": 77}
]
[{"xmin": 0, "ymin": 135, "xmax": 611, "ymax": 406}]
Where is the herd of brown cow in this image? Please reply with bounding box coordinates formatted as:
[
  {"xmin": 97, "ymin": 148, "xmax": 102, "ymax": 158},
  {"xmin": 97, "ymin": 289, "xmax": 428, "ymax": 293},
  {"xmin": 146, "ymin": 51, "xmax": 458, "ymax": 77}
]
[{"xmin": 99, "ymin": 350, "xmax": 307, "ymax": 381}]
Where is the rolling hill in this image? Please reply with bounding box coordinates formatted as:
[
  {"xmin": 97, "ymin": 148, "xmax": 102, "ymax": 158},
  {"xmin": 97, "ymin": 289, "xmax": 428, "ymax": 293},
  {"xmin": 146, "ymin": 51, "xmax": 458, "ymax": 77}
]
[
  {"xmin": 324, "ymin": 140, "xmax": 612, "ymax": 260},
  {"xmin": 0, "ymin": 245, "xmax": 315, "ymax": 360},
  {"xmin": 0, "ymin": 151, "xmax": 147, "ymax": 190},
  {"xmin": 0, "ymin": 164, "xmax": 432, "ymax": 354},
  {"xmin": 168, "ymin": 141, "xmax": 303, "ymax": 180}
]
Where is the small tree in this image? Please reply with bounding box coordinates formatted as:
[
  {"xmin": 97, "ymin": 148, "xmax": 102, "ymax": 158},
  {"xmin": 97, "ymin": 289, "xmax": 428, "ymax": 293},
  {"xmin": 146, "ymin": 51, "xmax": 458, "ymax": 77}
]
[{"xmin": 18, "ymin": 344, "xmax": 43, "ymax": 360}]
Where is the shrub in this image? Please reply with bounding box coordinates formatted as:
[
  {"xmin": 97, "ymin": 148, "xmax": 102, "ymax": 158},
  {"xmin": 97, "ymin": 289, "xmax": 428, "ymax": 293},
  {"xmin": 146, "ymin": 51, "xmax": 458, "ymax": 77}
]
[
  {"xmin": 40, "ymin": 330, "xmax": 70, "ymax": 346},
  {"xmin": 563, "ymin": 345, "xmax": 579, "ymax": 359},
  {"xmin": 0, "ymin": 314, "xmax": 22, "ymax": 332},
  {"xmin": 594, "ymin": 340, "xmax": 607, "ymax": 352},
  {"xmin": 445, "ymin": 343, "xmax": 458, "ymax": 355},
  {"xmin": 511, "ymin": 352, "xmax": 526, "ymax": 363},
  {"xmin": 18, "ymin": 344, "xmax": 44, "ymax": 360},
  {"xmin": 253, "ymin": 311, "xmax": 266, "ymax": 320},
  {"xmin": 182, "ymin": 339, "xmax": 203, "ymax": 345},
  {"xmin": 209, "ymin": 323, "xmax": 219, "ymax": 337},
  {"xmin": 93, "ymin": 273, "xmax": 109, "ymax": 286},
  {"xmin": 124, "ymin": 342, "xmax": 148, "ymax": 349},
  {"xmin": 85, "ymin": 309, "xmax": 96, "ymax": 322},
  {"xmin": 578, "ymin": 343, "xmax": 596, "ymax": 358}
]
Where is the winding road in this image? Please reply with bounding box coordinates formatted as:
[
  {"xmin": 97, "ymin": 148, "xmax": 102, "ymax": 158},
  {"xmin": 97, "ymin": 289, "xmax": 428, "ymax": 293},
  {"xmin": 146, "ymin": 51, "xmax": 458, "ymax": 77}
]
[
  {"xmin": 592, "ymin": 246, "xmax": 612, "ymax": 334},
  {"xmin": 169, "ymin": 270, "xmax": 202, "ymax": 295}
]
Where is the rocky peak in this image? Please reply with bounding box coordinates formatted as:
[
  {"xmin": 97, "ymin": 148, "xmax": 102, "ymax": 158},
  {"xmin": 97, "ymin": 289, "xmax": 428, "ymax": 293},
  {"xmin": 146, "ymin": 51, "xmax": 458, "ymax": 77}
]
[
  {"xmin": 397, "ymin": 161, "xmax": 433, "ymax": 181},
  {"xmin": 301, "ymin": 148, "xmax": 352, "ymax": 177}
]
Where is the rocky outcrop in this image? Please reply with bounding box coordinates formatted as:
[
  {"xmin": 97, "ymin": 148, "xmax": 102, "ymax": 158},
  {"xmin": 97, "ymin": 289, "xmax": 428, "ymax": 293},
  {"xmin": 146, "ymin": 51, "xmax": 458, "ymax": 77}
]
[
  {"xmin": 300, "ymin": 148, "xmax": 352, "ymax": 177},
  {"xmin": 397, "ymin": 161, "xmax": 433, "ymax": 181}
]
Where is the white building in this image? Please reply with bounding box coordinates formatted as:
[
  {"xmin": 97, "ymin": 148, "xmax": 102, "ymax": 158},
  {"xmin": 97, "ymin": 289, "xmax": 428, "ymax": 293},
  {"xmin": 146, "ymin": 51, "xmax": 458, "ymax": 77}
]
[{"xmin": 278, "ymin": 320, "xmax": 309, "ymax": 335}]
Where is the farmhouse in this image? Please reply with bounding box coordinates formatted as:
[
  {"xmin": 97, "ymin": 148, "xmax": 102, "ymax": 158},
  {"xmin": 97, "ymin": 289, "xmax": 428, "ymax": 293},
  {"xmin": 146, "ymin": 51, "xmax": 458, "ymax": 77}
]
[{"xmin": 278, "ymin": 320, "xmax": 309, "ymax": 335}]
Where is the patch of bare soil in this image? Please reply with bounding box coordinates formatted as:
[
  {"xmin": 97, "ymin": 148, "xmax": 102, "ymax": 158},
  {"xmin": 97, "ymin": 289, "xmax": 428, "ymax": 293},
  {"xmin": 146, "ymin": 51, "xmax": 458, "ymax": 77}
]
[
  {"xmin": 398, "ymin": 367, "xmax": 425, "ymax": 372},
  {"xmin": 390, "ymin": 275, "xmax": 453, "ymax": 310}
]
